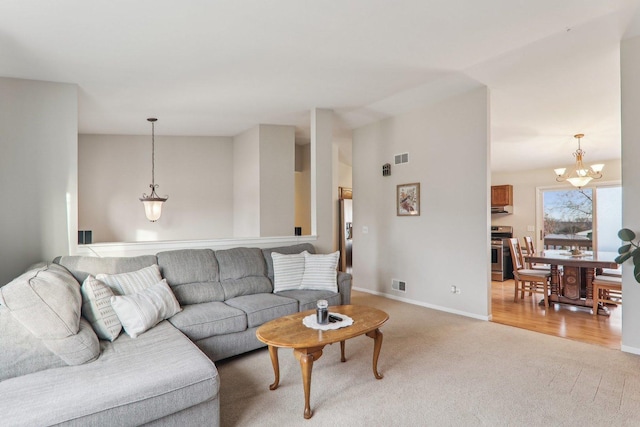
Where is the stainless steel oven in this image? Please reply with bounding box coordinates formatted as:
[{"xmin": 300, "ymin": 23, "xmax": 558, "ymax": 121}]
[{"xmin": 491, "ymin": 226, "xmax": 513, "ymax": 281}]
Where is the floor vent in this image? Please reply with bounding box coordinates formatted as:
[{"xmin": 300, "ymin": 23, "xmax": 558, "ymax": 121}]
[
  {"xmin": 392, "ymin": 279, "xmax": 406, "ymax": 292},
  {"xmin": 394, "ymin": 152, "xmax": 409, "ymax": 165}
]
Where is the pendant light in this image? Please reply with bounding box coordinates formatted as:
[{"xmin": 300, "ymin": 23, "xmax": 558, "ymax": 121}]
[
  {"xmin": 139, "ymin": 118, "xmax": 168, "ymax": 221},
  {"xmin": 553, "ymin": 133, "xmax": 604, "ymax": 189}
]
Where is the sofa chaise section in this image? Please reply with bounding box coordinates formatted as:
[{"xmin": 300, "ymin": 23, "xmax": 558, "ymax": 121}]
[{"xmin": 0, "ymin": 321, "xmax": 219, "ymax": 426}]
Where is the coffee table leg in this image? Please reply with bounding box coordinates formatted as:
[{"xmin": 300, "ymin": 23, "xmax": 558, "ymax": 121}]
[
  {"xmin": 267, "ymin": 345, "xmax": 280, "ymax": 390},
  {"xmin": 340, "ymin": 340, "xmax": 346, "ymax": 362},
  {"xmin": 366, "ymin": 328, "xmax": 384, "ymax": 379},
  {"xmin": 294, "ymin": 347, "xmax": 324, "ymax": 419}
]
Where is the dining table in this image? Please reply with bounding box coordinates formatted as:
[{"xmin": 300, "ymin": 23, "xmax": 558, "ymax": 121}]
[{"xmin": 524, "ymin": 250, "xmax": 619, "ymax": 314}]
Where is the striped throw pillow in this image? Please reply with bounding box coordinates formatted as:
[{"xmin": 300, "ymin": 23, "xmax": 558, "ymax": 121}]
[
  {"xmin": 81, "ymin": 275, "xmax": 122, "ymax": 341},
  {"xmin": 300, "ymin": 251, "xmax": 340, "ymax": 292},
  {"xmin": 272, "ymin": 251, "xmax": 307, "ymax": 292},
  {"xmin": 110, "ymin": 279, "xmax": 181, "ymax": 339},
  {"xmin": 96, "ymin": 264, "xmax": 162, "ymax": 295}
]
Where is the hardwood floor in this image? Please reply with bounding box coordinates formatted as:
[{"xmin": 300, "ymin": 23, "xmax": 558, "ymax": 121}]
[{"xmin": 491, "ymin": 279, "xmax": 622, "ymax": 349}]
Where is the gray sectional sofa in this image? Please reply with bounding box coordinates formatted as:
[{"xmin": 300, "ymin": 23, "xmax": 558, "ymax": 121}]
[{"xmin": 0, "ymin": 243, "xmax": 352, "ymax": 427}]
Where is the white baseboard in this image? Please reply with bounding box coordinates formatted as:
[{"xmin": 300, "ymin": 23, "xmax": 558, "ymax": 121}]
[
  {"xmin": 621, "ymin": 344, "xmax": 640, "ymax": 355},
  {"xmin": 352, "ymin": 287, "xmax": 491, "ymax": 321}
]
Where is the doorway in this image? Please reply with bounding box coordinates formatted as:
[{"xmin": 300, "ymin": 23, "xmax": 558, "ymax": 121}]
[{"xmin": 338, "ymin": 187, "xmax": 352, "ymax": 273}]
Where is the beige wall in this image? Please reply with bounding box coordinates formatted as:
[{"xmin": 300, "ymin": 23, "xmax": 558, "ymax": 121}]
[
  {"xmin": 233, "ymin": 126, "xmax": 261, "ymax": 237},
  {"xmin": 0, "ymin": 77, "xmax": 78, "ymax": 285},
  {"xmin": 339, "ymin": 161, "xmax": 353, "ymax": 189},
  {"xmin": 352, "ymin": 86, "xmax": 491, "ymax": 319},
  {"xmin": 259, "ymin": 125, "xmax": 295, "ymax": 237},
  {"xmin": 79, "ymin": 134, "xmax": 234, "ymax": 242}
]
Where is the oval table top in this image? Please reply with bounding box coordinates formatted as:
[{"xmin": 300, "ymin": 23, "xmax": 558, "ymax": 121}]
[{"xmin": 256, "ymin": 304, "xmax": 389, "ymax": 349}]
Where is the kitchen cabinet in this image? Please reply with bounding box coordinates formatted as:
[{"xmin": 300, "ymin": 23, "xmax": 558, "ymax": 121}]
[{"xmin": 491, "ymin": 185, "xmax": 513, "ymax": 207}]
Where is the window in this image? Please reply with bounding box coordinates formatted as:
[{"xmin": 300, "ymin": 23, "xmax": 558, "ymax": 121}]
[{"xmin": 540, "ymin": 185, "xmax": 621, "ymax": 253}]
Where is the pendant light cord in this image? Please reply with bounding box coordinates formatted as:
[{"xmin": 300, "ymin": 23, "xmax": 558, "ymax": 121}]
[{"xmin": 151, "ymin": 119, "xmax": 155, "ymax": 187}]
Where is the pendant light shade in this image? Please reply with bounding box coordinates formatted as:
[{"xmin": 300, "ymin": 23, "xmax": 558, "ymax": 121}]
[{"xmin": 139, "ymin": 118, "xmax": 168, "ymax": 221}]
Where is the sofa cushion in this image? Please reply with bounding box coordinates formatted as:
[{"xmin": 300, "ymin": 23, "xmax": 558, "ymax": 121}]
[
  {"xmin": 0, "ymin": 305, "xmax": 67, "ymax": 381},
  {"xmin": 263, "ymin": 243, "xmax": 316, "ymax": 284},
  {"xmin": 81, "ymin": 275, "xmax": 122, "ymax": 341},
  {"xmin": 225, "ymin": 293, "xmax": 298, "ymax": 328},
  {"xmin": 43, "ymin": 318, "xmax": 100, "ymax": 365},
  {"xmin": 300, "ymin": 251, "xmax": 340, "ymax": 292},
  {"xmin": 216, "ymin": 247, "xmax": 272, "ymax": 299},
  {"xmin": 0, "ymin": 263, "xmax": 100, "ymax": 365},
  {"xmin": 111, "ymin": 279, "xmax": 182, "ymax": 338},
  {"xmin": 168, "ymin": 301, "xmax": 247, "ymax": 341},
  {"xmin": 55, "ymin": 255, "xmax": 157, "ymax": 283},
  {"xmin": 97, "ymin": 264, "xmax": 163, "ymax": 295},
  {"xmin": 157, "ymin": 249, "xmax": 225, "ymax": 304},
  {"xmin": 0, "ymin": 321, "xmax": 219, "ymax": 427},
  {"xmin": 271, "ymin": 251, "xmax": 307, "ymax": 292},
  {"xmin": 274, "ymin": 289, "xmax": 341, "ymax": 311}
]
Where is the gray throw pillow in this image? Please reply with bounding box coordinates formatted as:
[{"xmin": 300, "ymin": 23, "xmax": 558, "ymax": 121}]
[{"xmin": 0, "ymin": 264, "xmax": 100, "ymax": 365}]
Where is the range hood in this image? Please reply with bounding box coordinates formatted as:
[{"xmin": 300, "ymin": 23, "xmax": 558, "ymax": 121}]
[{"xmin": 491, "ymin": 206, "xmax": 513, "ymax": 215}]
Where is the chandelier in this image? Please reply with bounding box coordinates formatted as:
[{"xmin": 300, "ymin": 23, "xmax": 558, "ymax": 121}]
[
  {"xmin": 139, "ymin": 118, "xmax": 168, "ymax": 221},
  {"xmin": 553, "ymin": 133, "xmax": 604, "ymax": 188}
]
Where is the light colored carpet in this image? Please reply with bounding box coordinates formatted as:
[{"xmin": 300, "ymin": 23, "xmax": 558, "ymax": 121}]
[{"xmin": 217, "ymin": 291, "xmax": 640, "ymax": 426}]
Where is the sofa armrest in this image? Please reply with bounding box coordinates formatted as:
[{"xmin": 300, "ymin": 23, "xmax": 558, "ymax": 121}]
[{"xmin": 337, "ymin": 271, "xmax": 352, "ymax": 305}]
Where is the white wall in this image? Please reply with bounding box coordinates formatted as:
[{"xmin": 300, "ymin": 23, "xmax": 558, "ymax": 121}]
[
  {"xmin": 233, "ymin": 126, "xmax": 261, "ymax": 237},
  {"xmin": 233, "ymin": 124, "xmax": 295, "ymax": 237},
  {"xmin": 492, "ymin": 159, "xmax": 621, "ymax": 246},
  {"xmin": 259, "ymin": 125, "xmax": 295, "ymax": 236},
  {"xmin": 352, "ymin": 86, "xmax": 491, "ymax": 319},
  {"xmin": 0, "ymin": 77, "xmax": 78, "ymax": 285},
  {"xmin": 621, "ymin": 35, "xmax": 640, "ymax": 353},
  {"xmin": 79, "ymin": 134, "xmax": 234, "ymax": 242},
  {"xmin": 295, "ymin": 144, "xmax": 311, "ymax": 235},
  {"xmin": 310, "ymin": 109, "xmax": 339, "ymax": 253}
]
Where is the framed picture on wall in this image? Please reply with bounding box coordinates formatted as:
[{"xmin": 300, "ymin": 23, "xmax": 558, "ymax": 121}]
[{"xmin": 397, "ymin": 183, "xmax": 420, "ymax": 216}]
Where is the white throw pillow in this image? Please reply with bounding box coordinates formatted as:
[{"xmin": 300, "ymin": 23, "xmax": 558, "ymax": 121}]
[
  {"xmin": 300, "ymin": 251, "xmax": 340, "ymax": 292},
  {"xmin": 97, "ymin": 264, "xmax": 162, "ymax": 295},
  {"xmin": 81, "ymin": 275, "xmax": 122, "ymax": 341},
  {"xmin": 110, "ymin": 279, "xmax": 181, "ymax": 339},
  {"xmin": 272, "ymin": 251, "xmax": 307, "ymax": 292}
]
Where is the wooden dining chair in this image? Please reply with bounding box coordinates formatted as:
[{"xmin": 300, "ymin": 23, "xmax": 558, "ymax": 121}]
[
  {"xmin": 592, "ymin": 274, "xmax": 622, "ymax": 315},
  {"xmin": 600, "ymin": 267, "xmax": 621, "ymax": 277},
  {"xmin": 507, "ymin": 238, "xmax": 551, "ymax": 307},
  {"xmin": 522, "ymin": 236, "xmax": 551, "ymax": 271}
]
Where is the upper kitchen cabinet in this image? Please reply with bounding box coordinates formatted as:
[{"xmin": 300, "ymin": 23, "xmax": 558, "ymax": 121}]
[{"xmin": 491, "ymin": 185, "xmax": 513, "ymax": 207}]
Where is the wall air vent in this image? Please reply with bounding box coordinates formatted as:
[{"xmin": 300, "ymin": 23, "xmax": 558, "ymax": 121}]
[
  {"xmin": 391, "ymin": 279, "xmax": 406, "ymax": 292},
  {"xmin": 394, "ymin": 153, "xmax": 409, "ymax": 165}
]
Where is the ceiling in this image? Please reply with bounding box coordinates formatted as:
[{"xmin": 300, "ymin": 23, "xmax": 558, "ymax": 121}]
[{"xmin": 2, "ymin": 0, "xmax": 640, "ymax": 170}]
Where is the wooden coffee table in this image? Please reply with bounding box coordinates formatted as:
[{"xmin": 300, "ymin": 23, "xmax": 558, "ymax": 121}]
[{"xmin": 256, "ymin": 304, "xmax": 389, "ymax": 419}]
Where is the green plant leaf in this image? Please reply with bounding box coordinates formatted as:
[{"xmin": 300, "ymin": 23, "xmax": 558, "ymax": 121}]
[
  {"xmin": 616, "ymin": 252, "xmax": 632, "ymax": 264},
  {"xmin": 619, "ymin": 228, "xmax": 636, "ymax": 241},
  {"xmin": 635, "ymin": 264, "xmax": 640, "ymax": 283},
  {"xmin": 619, "ymin": 244, "xmax": 632, "ymax": 254}
]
